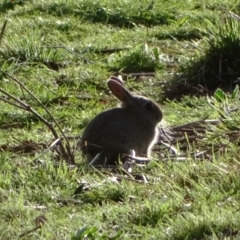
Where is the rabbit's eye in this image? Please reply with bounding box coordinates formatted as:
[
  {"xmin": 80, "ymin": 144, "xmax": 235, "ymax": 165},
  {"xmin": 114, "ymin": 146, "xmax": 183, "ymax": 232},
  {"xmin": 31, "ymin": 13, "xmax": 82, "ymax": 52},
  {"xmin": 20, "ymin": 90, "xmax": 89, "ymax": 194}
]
[{"xmin": 144, "ymin": 102, "xmax": 153, "ymax": 111}]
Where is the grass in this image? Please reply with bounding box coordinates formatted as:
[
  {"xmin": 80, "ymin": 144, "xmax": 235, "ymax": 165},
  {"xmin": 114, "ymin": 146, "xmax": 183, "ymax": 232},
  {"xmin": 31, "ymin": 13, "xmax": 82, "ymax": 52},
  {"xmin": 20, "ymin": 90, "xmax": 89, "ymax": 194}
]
[
  {"xmin": 0, "ymin": 0, "xmax": 240, "ymax": 239},
  {"xmin": 178, "ymin": 17, "xmax": 240, "ymax": 91}
]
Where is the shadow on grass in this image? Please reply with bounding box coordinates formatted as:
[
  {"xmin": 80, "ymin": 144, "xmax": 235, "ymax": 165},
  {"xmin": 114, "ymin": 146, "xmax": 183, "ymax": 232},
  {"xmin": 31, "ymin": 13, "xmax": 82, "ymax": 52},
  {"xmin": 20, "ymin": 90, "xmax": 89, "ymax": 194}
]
[
  {"xmin": 24, "ymin": 2, "xmax": 176, "ymax": 28},
  {"xmin": 163, "ymin": 17, "xmax": 240, "ymax": 101},
  {"xmin": 0, "ymin": 0, "xmax": 29, "ymax": 14}
]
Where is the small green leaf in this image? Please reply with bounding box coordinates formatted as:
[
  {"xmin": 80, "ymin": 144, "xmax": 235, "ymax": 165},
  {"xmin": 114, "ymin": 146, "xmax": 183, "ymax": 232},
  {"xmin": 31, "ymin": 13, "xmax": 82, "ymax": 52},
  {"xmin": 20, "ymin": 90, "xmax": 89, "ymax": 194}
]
[
  {"xmin": 214, "ymin": 88, "xmax": 226, "ymax": 102},
  {"xmin": 176, "ymin": 16, "xmax": 189, "ymax": 26},
  {"xmin": 72, "ymin": 226, "xmax": 98, "ymax": 240},
  {"xmin": 152, "ymin": 47, "xmax": 159, "ymax": 60},
  {"xmin": 232, "ymin": 85, "xmax": 239, "ymax": 99}
]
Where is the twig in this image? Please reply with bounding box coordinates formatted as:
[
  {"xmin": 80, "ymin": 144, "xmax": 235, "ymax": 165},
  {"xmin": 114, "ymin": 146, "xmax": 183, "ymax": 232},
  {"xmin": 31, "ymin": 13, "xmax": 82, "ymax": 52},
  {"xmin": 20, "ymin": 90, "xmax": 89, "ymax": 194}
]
[
  {"xmin": 19, "ymin": 226, "xmax": 41, "ymax": 238},
  {"xmin": 0, "ymin": 86, "xmax": 69, "ymax": 160},
  {"xmin": 0, "ymin": 19, "xmax": 7, "ymax": 46},
  {"xmin": 160, "ymin": 141, "xmax": 180, "ymax": 156},
  {"xmin": 168, "ymin": 33, "xmax": 199, "ymax": 49},
  {"xmin": 94, "ymin": 47, "xmax": 130, "ymax": 54},
  {"xmin": 19, "ymin": 215, "xmax": 47, "ymax": 238},
  {"xmin": 33, "ymin": 138, "xmax": 61, "ymax": 162},
  {"xmin": 0, "ymin": 71, "xmax": 75, "ymax": 163},
  {"xmin": 225, "ymin": 9, "xmax": 240, "ymax": 21},
  {"xmin": 46, "ymin": 45, "xmax": 94, "ymax": 63},
  {"xmin": 0, "ymin": 122, "xmax": 22, "ymax": 129},
  {"xmin": 171, "ymin": 118, "xmax": 219, "ymax": 131},
  {"xmin": 0, "ymin": 96, "xmax": 27, "ymax": 110},
  {"xmin": 122, "ymin": 72, "xmax": 155, "ymax": 77}
]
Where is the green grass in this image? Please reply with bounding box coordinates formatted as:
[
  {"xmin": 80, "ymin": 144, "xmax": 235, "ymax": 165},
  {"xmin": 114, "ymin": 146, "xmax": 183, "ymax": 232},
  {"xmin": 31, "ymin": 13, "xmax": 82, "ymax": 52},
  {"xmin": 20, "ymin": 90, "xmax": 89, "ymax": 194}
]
[
  {"xmin": 0, "ymin": 0, "xmax": 240, "ymax": 239},
  {"xmin": 178, "ymin": 17, "xmax": 240, "ymax": 91}
]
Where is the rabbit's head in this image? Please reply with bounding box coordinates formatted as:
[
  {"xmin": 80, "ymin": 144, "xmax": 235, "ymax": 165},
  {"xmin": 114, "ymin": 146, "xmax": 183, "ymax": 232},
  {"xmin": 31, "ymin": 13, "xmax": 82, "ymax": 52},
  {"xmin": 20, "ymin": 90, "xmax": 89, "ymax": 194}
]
[{"xmin": 107, "ymin": 76, "xmax": 162, "ymax": 126}]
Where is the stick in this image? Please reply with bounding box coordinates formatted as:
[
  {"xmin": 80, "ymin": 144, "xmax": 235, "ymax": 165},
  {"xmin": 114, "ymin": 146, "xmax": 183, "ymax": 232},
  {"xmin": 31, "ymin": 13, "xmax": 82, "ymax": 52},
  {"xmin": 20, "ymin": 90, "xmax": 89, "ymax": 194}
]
[{"xmin": 0, "ymin": 71, "xmax": 75, "ymax": 163}]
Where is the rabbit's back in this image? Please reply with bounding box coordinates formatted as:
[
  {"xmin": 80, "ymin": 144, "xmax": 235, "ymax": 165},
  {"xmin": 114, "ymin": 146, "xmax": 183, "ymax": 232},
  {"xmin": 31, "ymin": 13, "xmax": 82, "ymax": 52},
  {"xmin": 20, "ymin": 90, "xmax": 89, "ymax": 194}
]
[{"xmin": 80, "ymin": 107, "xmax": 158, "ymax": 164}]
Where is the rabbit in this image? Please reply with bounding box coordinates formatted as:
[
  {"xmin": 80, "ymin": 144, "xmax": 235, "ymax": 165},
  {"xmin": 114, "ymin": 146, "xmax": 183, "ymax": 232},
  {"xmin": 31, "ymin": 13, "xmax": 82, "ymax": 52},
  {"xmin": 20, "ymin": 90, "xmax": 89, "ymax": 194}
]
[{"xmin": 80, "ymin": 76, "xmax": 163, "ymax": 165}]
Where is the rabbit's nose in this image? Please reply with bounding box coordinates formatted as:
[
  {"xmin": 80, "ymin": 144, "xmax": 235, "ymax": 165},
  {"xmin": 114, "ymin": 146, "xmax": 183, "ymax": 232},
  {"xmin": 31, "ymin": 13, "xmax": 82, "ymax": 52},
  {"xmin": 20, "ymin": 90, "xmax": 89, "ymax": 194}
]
[{"xmin": 156, "ymin": 111, "xmax": 162, "ymax": 122}]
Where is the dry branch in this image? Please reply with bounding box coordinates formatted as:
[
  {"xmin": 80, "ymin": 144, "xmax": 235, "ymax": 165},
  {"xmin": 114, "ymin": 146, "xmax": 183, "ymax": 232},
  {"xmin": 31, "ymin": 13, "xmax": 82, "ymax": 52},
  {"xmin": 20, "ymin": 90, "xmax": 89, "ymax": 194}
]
[
  {"xmin": 0, "ymin": 71, "xmax": 75, "ymax": 164},
  {"xmin": 47, "ymin": 45, "xmax": 94, "ymax": 63},
  {"xmin": 156, "ymin": 118, "xmax": 222, "ymax": 162},
  {"xmin": 122, "ymin": 72, "xmax": 155, "ymax": 77},
  {"xmin": 0, "ymin": 19, "xmax": 7, "ymax": 46}
]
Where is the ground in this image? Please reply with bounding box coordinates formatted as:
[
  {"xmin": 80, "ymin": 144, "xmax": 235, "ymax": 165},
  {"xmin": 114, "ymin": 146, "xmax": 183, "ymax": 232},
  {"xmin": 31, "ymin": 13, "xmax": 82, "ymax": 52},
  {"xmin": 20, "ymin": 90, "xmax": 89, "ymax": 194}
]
[{"xmin": 0, "ymin": 0, "xmax": 240, "ymax": 239}]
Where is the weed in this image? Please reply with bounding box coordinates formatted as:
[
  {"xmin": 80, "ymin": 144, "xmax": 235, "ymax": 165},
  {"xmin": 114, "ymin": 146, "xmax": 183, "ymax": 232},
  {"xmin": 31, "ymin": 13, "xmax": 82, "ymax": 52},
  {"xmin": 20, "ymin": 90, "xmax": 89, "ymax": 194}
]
[
  {"xmin": 179, "ymin": 17, "xmax": 240, "ymax": 91},
  {"xmin": 109, "ymin": 44, "xmax": 165, "ymax": 72}
]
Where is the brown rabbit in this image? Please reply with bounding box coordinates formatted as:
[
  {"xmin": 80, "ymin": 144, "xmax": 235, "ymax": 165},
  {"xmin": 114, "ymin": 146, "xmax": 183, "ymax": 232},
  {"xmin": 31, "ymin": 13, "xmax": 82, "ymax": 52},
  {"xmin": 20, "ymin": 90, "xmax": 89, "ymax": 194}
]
[{"xmin": 80, "ymin": 76, "xmax": 163, "ymax": 165}]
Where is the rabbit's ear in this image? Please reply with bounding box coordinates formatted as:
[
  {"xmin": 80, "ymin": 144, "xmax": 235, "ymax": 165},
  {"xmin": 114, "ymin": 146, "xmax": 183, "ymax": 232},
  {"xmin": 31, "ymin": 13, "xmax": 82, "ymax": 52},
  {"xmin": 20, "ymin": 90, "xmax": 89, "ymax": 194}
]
[
  {"xmin": 108, "ymin": 76, "xmax": 124, "ymax": 86},
  {"xmin": 107, "ymin": 79, "xmax": 132, "ymax": 103}
]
